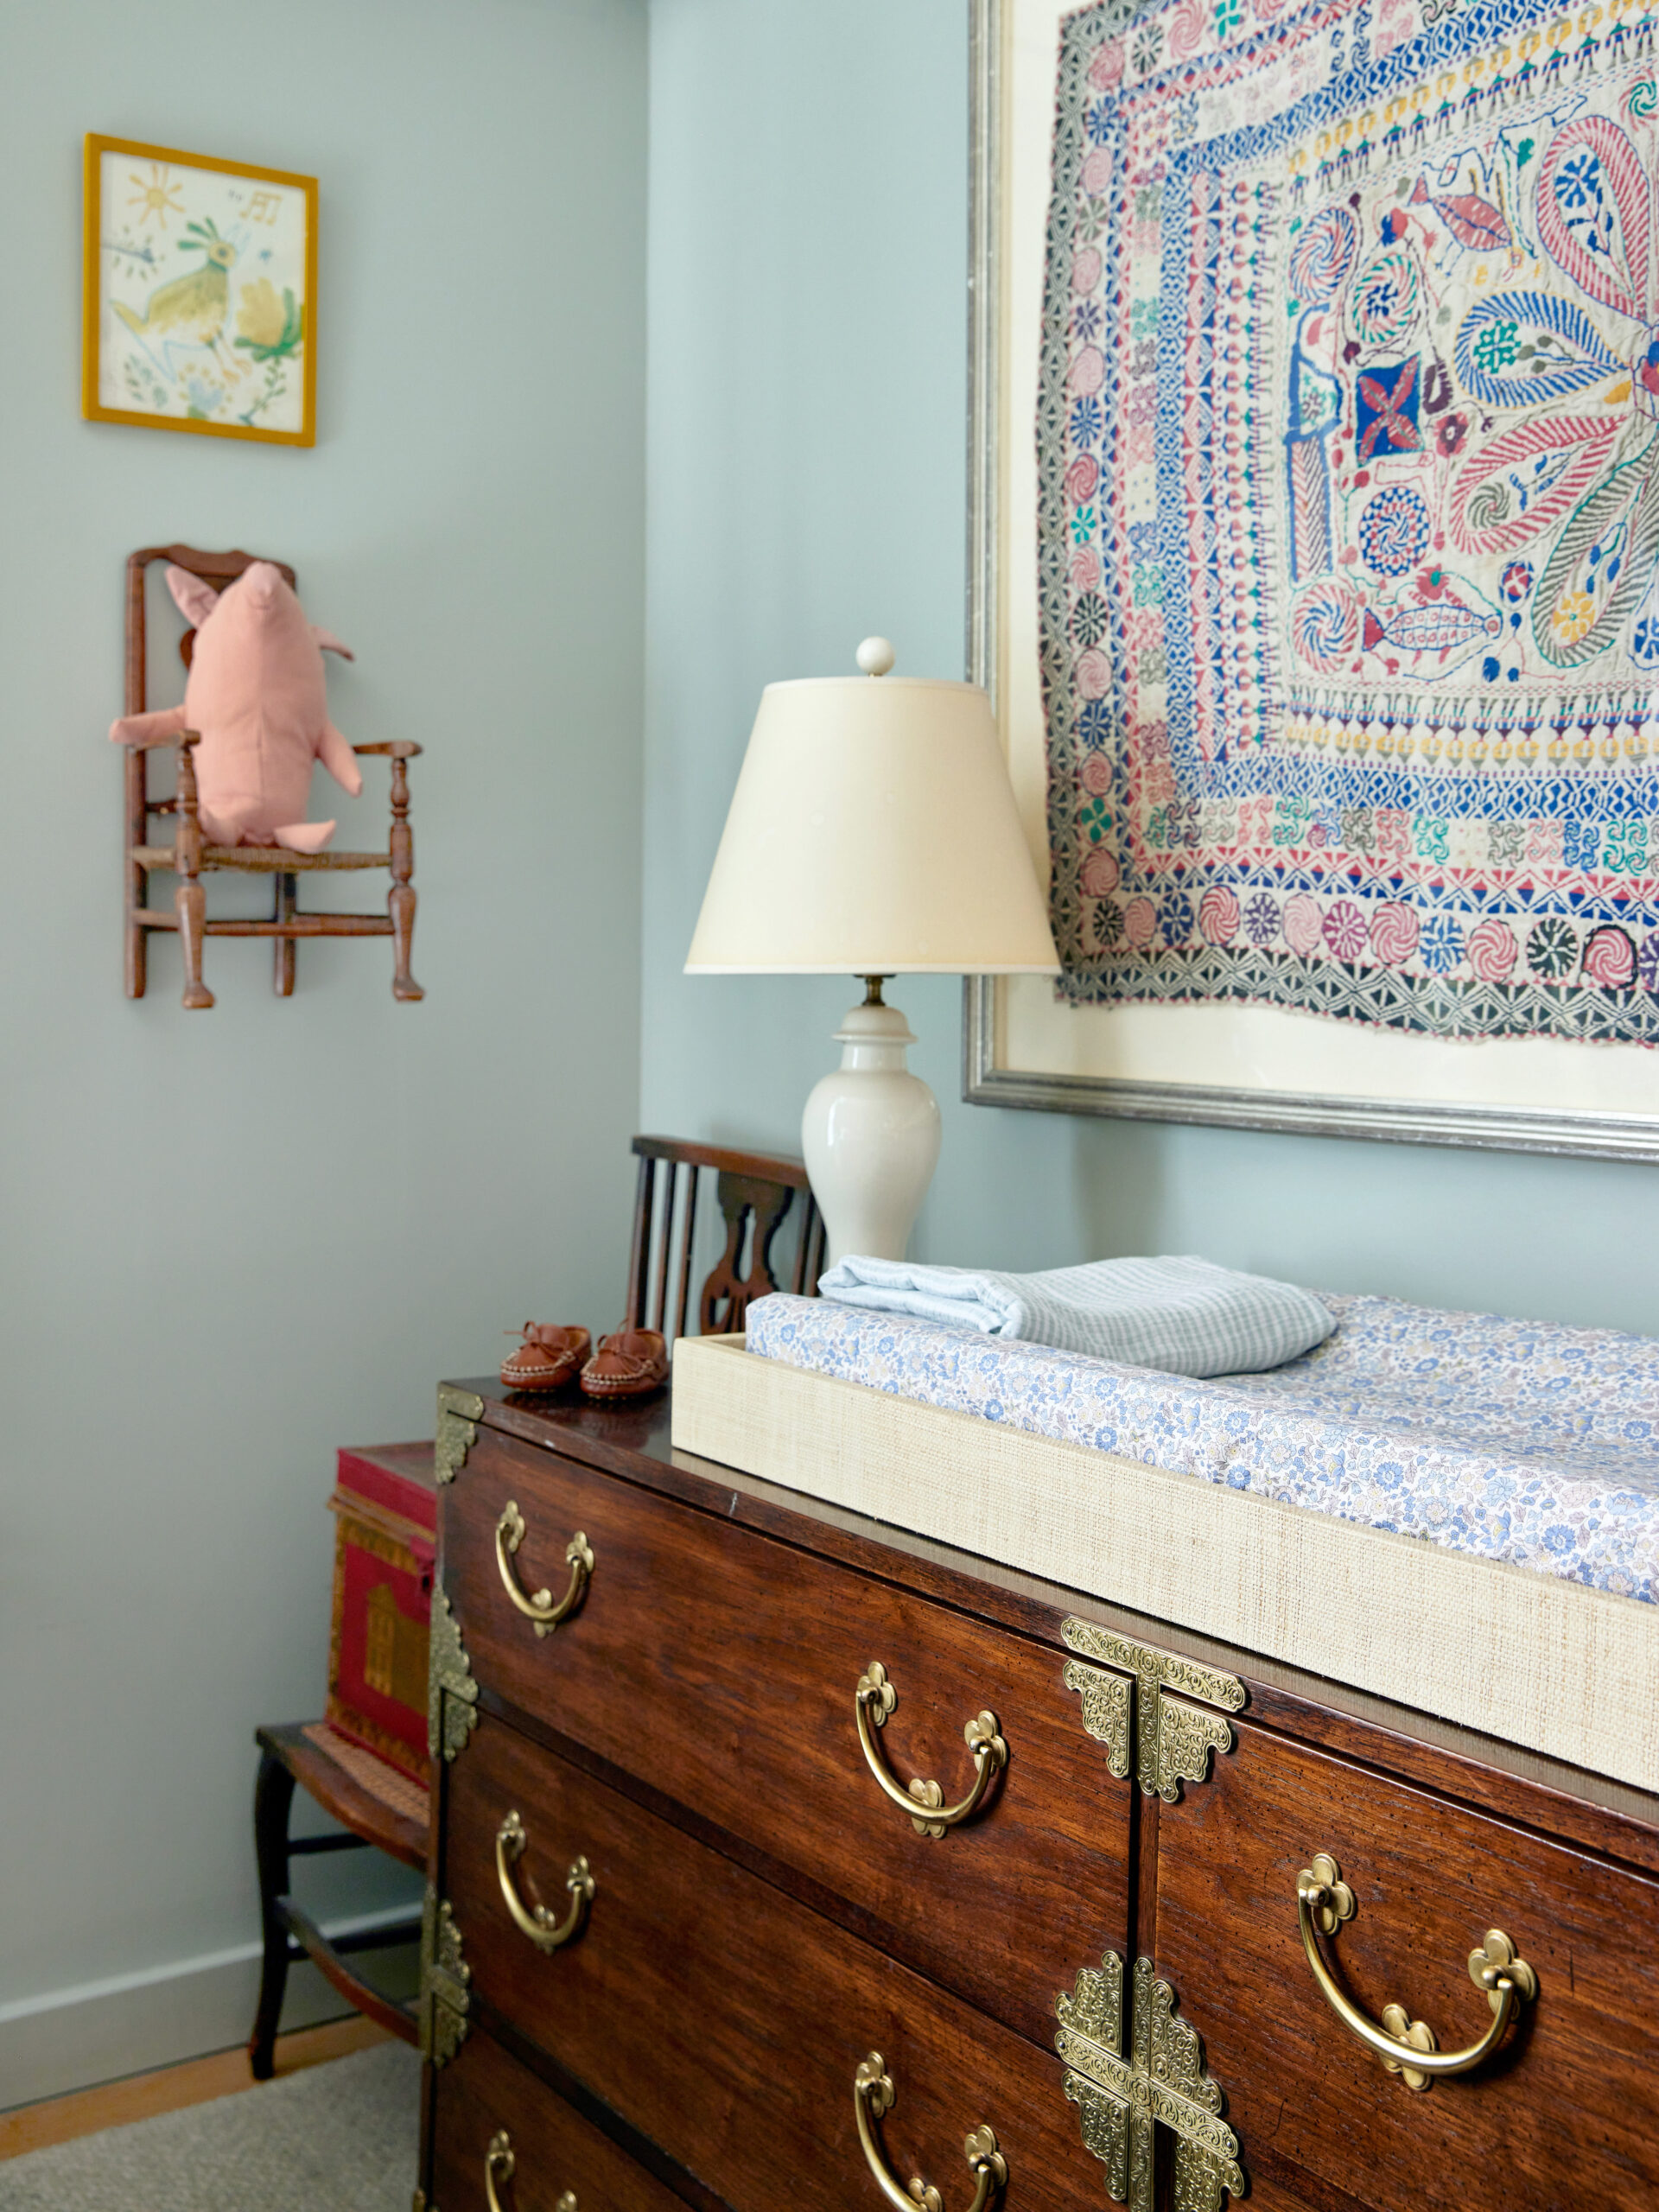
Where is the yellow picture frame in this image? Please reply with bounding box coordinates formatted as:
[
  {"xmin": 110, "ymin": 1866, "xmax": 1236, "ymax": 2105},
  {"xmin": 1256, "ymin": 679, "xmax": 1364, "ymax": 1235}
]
[{"xmin": 82, "ymin": 134, "xmax": 317, "ymax": 447}]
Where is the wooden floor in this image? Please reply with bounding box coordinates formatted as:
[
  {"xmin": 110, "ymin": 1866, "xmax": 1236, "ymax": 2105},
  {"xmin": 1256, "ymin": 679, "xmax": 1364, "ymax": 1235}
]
[{"xmin": 0, "ymin": 2014, "xmax": 392, "ymax": 2162}]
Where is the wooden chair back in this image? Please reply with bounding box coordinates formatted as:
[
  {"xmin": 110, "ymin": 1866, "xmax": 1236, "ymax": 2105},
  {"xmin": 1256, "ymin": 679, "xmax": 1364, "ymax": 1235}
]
[{"xmin": 625, "ymin": 1135, "xmax": 824, "ymax": 1341}]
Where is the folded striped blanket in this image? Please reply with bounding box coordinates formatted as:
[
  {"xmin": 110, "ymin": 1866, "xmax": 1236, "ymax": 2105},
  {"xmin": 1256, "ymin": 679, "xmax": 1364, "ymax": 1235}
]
[{"xmin": 815, "ymin": 1254, "xmax": 1334, "ymax": 1377}]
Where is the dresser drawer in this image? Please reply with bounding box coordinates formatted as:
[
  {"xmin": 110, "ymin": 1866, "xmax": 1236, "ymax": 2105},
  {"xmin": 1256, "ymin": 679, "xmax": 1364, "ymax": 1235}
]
[
  {"xmin": 442, "ymin": 1427, "xmax": 1133, "ymax": 2048},
  {"xmin": 426, "ymin": 2024, "xmax": 685, "ymax": 2212},
  {"xmin": 439, "ymin": 1710, "xmax": 1122, "ymax": 2212},
  {"xmin": 1151, "ymin": 1720, "xmax": 1659, "ymax": 2211}
]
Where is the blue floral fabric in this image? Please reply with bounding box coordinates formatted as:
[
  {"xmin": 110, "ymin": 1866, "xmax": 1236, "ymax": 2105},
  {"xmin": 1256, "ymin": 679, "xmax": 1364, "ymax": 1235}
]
[{"xmin": 745, "ymin": 1292, "xmax": 1659, "ymax": 1605}]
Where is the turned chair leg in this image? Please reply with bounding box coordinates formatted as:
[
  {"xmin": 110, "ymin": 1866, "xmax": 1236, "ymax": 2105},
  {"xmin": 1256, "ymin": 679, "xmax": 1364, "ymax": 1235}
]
[
  {"xmin": 274, "ymin": 871, "xmax": 296, "ymax": 998},
  {"xmin": 174, "ymin": 734, "xmax": 214, "ymax": 1010},
  {"xmin": 248, "ymin": 1748, "xmax": 296, "ymax": 2080},
  {"xmin": 390, "ymin": 885, "xmax": 420, "ymax": 1001},
  {"xmin": 388, "ymin": 753, "xmax": 423, "ymax": 1001}
]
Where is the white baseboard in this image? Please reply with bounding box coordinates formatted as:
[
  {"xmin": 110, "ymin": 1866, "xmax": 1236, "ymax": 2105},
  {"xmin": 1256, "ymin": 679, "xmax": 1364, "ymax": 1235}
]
[{"xmin": 0, "ymin": 1904, "xmax": 422, "ymax": 2113}]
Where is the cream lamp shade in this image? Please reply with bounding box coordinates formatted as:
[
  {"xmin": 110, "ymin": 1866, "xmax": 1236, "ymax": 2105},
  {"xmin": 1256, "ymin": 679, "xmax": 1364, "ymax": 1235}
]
[
  {"xmin": 684, "ymin": 642, "xmax": 1059, "ymax": 1274},
  {"xmin": 684, "ymin": 668, "xmax": 1059, "ymax": 975}
]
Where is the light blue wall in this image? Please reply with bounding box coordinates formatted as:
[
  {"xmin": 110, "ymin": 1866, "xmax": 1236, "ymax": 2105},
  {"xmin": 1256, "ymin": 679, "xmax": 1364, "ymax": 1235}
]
[
  {"xmin": 0, "ymin": 0, "xmax": 645, "ymax": 2082},
  {"xmin": 642, "ymin": 0, "xmax": 1659, "ymax": 1338}
]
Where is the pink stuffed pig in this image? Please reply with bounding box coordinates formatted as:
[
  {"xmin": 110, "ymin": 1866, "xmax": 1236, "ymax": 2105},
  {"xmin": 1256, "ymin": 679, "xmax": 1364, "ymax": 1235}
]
[{"xmin": 110, "ymin": 562, "xmax": 362, "ymax": 853}]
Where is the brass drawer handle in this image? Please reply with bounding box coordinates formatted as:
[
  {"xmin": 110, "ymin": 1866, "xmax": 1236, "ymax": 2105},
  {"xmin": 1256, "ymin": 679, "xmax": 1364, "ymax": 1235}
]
[
  {"xmin": 495, "ymin": 1502, "xmax": 594, "ymax": 1637},
  {"xmin": 854, "ymin": 2053, "xmax": 1007, "ymax": 2212},
  {"xmin": 485, "ymin": 2130, "xmax": 575, "ymax": 2212},
  {"xmin": 1296, "ymin": 1850, "xmax": 1537, "ymax": 2090},
  {"xmin": 855, "ymin": 1662, "xmax": 1007, "ymax": 1838},
  {"xmin": 496, "ymin": 1809, "xmax": 594, "ymax": 1953}
]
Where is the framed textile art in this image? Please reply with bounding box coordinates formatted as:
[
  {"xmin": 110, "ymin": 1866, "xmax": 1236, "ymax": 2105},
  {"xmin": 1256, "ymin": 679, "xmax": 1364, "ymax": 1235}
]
[
  {"xmin": 963, "ymin": 0, "xmax": 1659, "ymax": 1155},
  {"xmin": 82, "ymin": 136, "xmax": 316, "ymax": 446}
]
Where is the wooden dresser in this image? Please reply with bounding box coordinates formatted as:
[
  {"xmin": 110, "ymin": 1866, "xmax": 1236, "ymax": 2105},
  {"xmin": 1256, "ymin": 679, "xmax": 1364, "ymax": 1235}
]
[{"xmin": 416, "ymin": 1376, "xmax": 1659, "ymax": 2212}]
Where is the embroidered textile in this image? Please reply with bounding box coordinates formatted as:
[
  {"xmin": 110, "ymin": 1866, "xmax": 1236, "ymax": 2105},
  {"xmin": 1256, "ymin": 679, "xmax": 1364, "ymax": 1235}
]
[
  {"xmin": 1045, "ymin": 0, "xmax": 1659, "ymax": 1039},
  {"xmin": 747, "ymin": 1292, "xmax": 1659, "ymax": 1603}
]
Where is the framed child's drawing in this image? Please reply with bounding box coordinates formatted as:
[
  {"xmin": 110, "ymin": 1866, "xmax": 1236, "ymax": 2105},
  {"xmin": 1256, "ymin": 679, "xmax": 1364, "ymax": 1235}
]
[
  {"xmin": 82, "ymin": 135, "xmax": 316, "ymax": 446},
  {"xmin": 963, "ymin": 0, "xmax": 1659, "ymax": 1160}
]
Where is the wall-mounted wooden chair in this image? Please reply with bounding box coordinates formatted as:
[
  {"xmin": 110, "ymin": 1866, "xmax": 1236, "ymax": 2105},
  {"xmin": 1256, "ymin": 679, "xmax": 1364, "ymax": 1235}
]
[
  {"xmin": 121, "ymin": 543, "xmax": 423, "ymax": 1008},
  {"xmin": 625, "ymin": 1135, "xmax": 825, "ymax": 1338}
]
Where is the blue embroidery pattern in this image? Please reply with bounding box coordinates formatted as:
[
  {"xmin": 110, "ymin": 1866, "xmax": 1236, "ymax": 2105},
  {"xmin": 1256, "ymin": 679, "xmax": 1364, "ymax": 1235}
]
[
  {"xmin": 747, "ymin": 1292, "xmax": 1659, "ymax": 1605},
  {"xmin": 1042, "ymin": 0, "xmax": 1659, "ymax": 1039}
]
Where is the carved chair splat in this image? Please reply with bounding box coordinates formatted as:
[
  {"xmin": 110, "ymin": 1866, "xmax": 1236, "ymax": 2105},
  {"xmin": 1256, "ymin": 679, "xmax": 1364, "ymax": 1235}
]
[
  {"xmin": 625, "ymin": 1135, "xmax": 825, "ymax": 1341},
  {"xmin": 120, "ymin": 543, "xmax": 424, "ymax": 1008}
]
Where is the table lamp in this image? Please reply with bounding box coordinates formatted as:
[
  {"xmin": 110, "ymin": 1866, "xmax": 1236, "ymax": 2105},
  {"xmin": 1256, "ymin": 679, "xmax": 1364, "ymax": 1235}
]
[{"xmin": 685, "ymin": 639, "xmax": 1059, "ymax": 1268}]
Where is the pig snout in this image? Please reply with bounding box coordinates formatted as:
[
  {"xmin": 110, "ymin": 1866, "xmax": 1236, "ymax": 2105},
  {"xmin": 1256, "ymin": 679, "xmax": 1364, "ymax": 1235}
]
[{"xmin": 241, "ymin": 561, "xmax": 283, "ymax": 607}]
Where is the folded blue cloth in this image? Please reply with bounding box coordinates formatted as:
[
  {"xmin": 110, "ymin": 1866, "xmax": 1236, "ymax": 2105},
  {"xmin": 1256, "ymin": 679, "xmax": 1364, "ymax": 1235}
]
[{"xmin": 816, "ymin": 1254, "xmax": 1335, "ymax": 1377}]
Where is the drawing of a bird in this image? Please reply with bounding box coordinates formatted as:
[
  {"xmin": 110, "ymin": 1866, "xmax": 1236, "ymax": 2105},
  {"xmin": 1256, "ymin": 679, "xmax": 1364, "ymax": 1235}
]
[{"xmin": 112, "ymin": 219, "xmax": 236, "ymax": 345}]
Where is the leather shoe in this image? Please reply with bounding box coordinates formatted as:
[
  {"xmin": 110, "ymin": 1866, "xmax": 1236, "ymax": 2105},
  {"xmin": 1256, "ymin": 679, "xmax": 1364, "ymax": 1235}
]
[
  {"xmin": 501, "ymin": 1324, "xmax": 590, "ymax": 1393},
  {"xmin": 579, "ymin": 1327, "xmax": 668, "ymax": 1400}
]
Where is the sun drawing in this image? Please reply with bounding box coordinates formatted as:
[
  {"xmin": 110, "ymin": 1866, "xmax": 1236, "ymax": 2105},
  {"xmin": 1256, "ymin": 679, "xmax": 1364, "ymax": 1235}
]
[{"xmin": 127, "ymin": 163, "xmax": 185, "ymax": 230}]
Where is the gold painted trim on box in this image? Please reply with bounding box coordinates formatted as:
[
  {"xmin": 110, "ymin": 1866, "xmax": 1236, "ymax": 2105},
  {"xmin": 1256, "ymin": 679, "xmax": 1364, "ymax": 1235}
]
[
  {"xmin": 1062, "ymin": 1620, "xmax": 1243, "ymax": 1802},
  {"xmin": 428, "ymin": 1586, "xmax": 479, "ymax": 1764},
  {"xmin": 435, "ymin": 1386, "xmax": 484, "ymax": 1484},
  {"xmin": 418, "ymin": 1887, "xmax": 471, "ymax": 2069},
  {"xmin": 1058, "ymin": 1952, "xmax": 1246, "ymax": 2212}
]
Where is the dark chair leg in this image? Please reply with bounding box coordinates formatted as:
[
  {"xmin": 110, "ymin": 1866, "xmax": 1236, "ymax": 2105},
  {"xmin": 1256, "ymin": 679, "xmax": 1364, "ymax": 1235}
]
[
  {"xmin": 174, "ymin": 735, "xmax": 214, "ymax": 1011},
  {"xmin": 248, "ymin": 1748, "xmax": 297, "ymax": 2079},
  {"xmin": 388, "ymin": 755, "xmax": 423, "ymax": 1001},
  {"xmin": 274, "ymin": 870, "xmax": 296, "ymax": 998}
]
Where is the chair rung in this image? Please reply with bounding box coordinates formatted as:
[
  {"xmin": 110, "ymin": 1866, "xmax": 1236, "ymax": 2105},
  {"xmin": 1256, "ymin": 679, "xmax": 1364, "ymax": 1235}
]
[
  {"xmin": 130, "ymin": 844, "xmax": 391, "ymax": 873},
  {"xmin": 132, "ymin": 909, "xmax": 392, "ymax": 938},
  {"xmin": 274, "ymin": 1899, "xmax": 423, "ymax": 2049}
]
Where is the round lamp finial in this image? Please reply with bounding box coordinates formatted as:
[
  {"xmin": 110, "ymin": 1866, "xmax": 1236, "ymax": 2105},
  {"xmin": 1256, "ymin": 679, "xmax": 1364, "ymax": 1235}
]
[{"xmin": 855, "ymin": 636, "xmax": 896, "ymax": 677}]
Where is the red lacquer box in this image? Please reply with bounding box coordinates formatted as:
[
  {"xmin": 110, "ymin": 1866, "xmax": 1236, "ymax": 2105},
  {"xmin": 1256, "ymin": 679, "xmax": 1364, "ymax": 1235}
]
[{"xmin": 326, "ymin": 1440, "xmax": 436, "ymax": 1783}]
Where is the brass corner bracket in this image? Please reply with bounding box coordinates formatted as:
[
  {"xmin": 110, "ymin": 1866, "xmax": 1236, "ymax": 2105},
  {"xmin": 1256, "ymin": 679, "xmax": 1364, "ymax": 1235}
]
[
  {"xmin": 428, "ymin": 1585, "xmax": 480, "ymax": 1764},
  {"xmin": 419, "ymin": 1887, "xmax": 472, "ymax": 2068},
  {"xmin": 436, "ymin": 1385, "xmax": 484, "ymax": 1484},
  {"xmin": 1058, "ymin": 1951, "xmax": 1246, "ymax": 2212},
  {"xmin": 1060, "ymin": 1619, "xmax": 1244, "ymax": 1802}
]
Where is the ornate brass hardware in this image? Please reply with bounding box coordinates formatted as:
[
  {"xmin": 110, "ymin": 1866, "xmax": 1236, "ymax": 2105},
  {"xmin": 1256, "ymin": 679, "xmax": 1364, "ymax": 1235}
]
[
  {"xmin": 484, "ymin": 2132, "xmax": 513, "ymax": 2212},
  {"xmin": 482, "ymin": 2131, "xmax": 572, "ymax": 2212},
  {"xmin": 853, "ymin": 2052, "xmax": 1007, "ymax": 2212},
  {"xmin": 494, "ymin": 1503, "xmax": 594, "ymax": 1637},
  {"xmin": 1061, "ymin": 1619, "xmax": 1243, "ymax": 1802},
  {"xmin": 417, "ymin": 1888, "xmax": 471, "ymax": 2069},
  {"xmin": 496, "ymin": 1809, "xmax": 594, "ymax": 1952},
  {"xmin": 427, "ymin": 1586, "xmax": 479, "ymax": 1764},
  {"xmin": 435, "ymin": 1385, "xmax": 483, "ymax": 1484},
  {"xmin": 1295, "ymin": 1850, "xmax": 1536, "ymax": 2091},
  {"xmin": 855, "ymin": 1662, "xmax": 1007, "ymax": 1839},
  {"xmin": 1057, "ymin": 1952, "xmax": 1245, "ymax": 2212}
]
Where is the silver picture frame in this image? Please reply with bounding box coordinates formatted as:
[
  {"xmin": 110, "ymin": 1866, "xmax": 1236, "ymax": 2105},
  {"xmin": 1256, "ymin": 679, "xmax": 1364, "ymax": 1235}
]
[{"xmin": 959, "ymin": 0, "xmax": 1659, "ymax": 1163}]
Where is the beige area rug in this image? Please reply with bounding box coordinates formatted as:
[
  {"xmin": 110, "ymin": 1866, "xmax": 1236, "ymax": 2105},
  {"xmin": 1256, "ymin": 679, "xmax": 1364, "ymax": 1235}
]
[{"xmin": 0, "ymin": 2042, "xmax": 419, "ymax": 2211}]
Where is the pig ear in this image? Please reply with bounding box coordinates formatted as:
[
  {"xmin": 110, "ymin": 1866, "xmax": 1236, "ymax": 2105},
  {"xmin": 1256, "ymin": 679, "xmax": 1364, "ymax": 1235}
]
[
  {"xmin": 312, "ymin": 626, "xmax": 355, "ymax": 661},
  {"xmin": 165, "ymin": 566, "xmax": 220, "ymax": 627}
]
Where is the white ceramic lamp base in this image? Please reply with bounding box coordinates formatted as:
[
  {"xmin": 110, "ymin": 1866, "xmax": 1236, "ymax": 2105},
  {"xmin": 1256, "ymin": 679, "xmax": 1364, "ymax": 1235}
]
[{"xmin": 800, "ymin": 995, "xmax": 941, "ymax": 1269}]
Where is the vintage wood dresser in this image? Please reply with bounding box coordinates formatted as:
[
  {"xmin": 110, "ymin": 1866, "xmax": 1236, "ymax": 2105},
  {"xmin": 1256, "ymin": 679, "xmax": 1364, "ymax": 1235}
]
[{"xmin": 416, "ymin": 1374, "xmax": 1659, "ymax": 2212}]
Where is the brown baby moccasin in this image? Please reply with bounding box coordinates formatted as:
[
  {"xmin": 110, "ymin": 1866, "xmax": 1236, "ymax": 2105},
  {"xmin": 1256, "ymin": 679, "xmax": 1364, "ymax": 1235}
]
[
  {"xmin": 501, "ymin": 1324, "xmax": 591, "ymax": 1392},
  {"xmin": 579, "ymin": 1327, "xmax": 668, "ymax": 1400}
]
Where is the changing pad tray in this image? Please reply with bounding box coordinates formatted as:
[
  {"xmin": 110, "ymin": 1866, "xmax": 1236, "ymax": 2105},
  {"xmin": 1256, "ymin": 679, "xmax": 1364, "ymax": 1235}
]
[{"xmin": 671, "ymin": 1313, "xmax": 1659, "ymax": 1794}]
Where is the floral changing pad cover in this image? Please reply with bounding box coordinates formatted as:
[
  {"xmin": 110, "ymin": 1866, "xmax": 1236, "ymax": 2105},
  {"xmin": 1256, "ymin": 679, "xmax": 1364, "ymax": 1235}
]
[{"xmin": 744, "ymin": 1292, "xmax": 1659, "ymax": 1605}]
